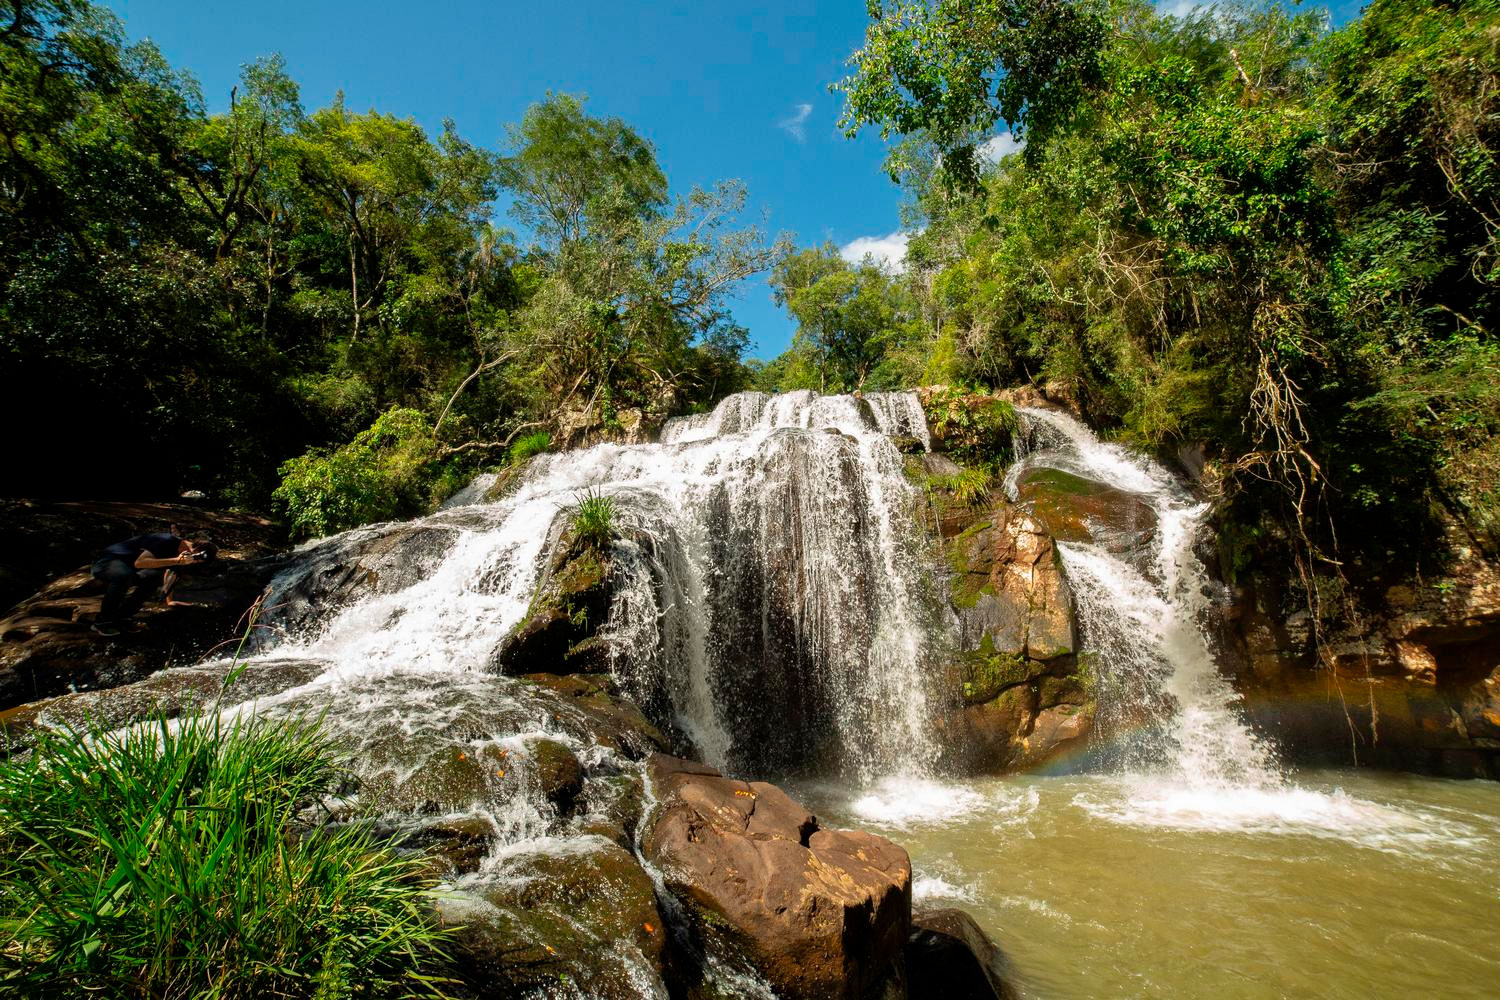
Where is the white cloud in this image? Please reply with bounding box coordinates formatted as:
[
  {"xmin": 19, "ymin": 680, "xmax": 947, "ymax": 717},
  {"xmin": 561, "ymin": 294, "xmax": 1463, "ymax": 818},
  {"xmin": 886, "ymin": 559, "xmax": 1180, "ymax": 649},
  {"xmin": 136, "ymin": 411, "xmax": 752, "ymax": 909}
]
[
  {"xmin": 978, "ymin": 131, "xmax": 1024, "ymax": 164},
  {"xmin": 779, "ymin": 102, "xmax": 813, "ymax": 142},
  {"xmin": 1158, "ymin": 0, "xmax": 1206, "ymax": 18},
  {"xmin": 839, "ymin": 231, "xmax": 911, "ymax": 272}
]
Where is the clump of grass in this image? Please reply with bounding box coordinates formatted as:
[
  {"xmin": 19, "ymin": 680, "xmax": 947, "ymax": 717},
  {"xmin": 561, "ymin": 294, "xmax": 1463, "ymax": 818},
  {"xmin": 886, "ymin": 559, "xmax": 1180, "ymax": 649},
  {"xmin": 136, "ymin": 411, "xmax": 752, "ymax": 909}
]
[
  {"xmin": 507, "ymin": 430, "xmax": 551, "ymax": 466},
  {"xmin": 0, "ymin": 713, "xmax": 452, "ymax": 999},
  {"xmin": 568, "ymin": 489, "xmax": 617, "ymax": 550},
  {"xmin": 929, "ymin": 466, "xmax": 995, "ymax": 508}
]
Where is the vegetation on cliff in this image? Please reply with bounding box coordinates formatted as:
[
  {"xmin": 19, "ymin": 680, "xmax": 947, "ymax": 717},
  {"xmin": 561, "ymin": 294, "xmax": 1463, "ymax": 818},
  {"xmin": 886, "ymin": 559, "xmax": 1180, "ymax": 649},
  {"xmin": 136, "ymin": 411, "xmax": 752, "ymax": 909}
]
[{"xmin": 756, "ymin": 0, "xmax": 1500, "ymax": 581}]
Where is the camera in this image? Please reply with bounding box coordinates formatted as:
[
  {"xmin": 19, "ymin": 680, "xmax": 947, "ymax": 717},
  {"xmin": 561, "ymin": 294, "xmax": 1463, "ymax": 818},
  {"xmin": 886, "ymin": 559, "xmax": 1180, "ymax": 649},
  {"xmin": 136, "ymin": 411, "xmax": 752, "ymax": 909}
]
[{"xmin": 191, "ymin": 549, "xmax": 209, "ymax": 561}]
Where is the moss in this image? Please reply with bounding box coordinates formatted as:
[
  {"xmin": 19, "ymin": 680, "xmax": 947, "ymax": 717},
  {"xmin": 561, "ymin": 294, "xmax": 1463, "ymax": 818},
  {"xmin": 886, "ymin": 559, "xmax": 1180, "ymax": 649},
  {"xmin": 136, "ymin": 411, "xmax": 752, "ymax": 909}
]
[
  {"xmin": 960, "ymin": 635, "xmax": 1041, "ymax": 704},
  {"xmin": 946, "ymin": 520, "xmax": 995, "ymax": 610}
]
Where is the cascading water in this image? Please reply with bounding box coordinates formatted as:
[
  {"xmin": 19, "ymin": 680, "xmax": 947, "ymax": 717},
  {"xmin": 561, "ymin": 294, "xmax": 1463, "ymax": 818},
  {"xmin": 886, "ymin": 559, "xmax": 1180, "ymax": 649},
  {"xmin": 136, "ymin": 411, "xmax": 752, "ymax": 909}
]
[
  {"xmin": 258, "ymin": 389, "xmax": 944, "ymax": 782},
  {"xmin": 1006, "ymin": 406, "xmax": 1283, "ymax": 792}
]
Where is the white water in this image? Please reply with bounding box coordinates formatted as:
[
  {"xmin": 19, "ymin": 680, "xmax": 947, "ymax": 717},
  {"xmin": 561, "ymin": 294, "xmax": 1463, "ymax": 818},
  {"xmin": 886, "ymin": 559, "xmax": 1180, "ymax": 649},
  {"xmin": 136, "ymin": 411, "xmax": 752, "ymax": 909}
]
[
  {"xmin": 1007, "ymin": 406, "xmax": 1375, "ymax": 831},
  {"xmin": 255, "ymin": 389, "xmax": 942, "ymax": 780}
]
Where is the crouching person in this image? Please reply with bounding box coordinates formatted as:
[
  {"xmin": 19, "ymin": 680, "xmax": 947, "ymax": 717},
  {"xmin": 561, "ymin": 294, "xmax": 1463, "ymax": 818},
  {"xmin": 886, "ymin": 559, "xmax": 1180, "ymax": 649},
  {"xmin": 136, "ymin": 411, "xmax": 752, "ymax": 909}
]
[{"xmin": 90, "ymin": 529, "xmax": 215, "ymax": 636}]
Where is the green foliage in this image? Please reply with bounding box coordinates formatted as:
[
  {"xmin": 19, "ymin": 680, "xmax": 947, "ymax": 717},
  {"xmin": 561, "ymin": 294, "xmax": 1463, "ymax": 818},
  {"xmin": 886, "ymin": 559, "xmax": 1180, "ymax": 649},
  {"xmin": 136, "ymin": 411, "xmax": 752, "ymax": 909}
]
[
  {"xmin": 0, "ymin": 712, "xmax": 451, "ymax": 999},
  {"xmin": 837, "ymin": 0, "xmax": 1112, "ymax": 188},
  {"xmin": 0, "ymin": 9, "xmax": 778, "ymax": 514},
  {"xmin": 273, "ymin": 408, "xmax": 443, "ymax": 539},
  {"xmin": 508, "ymin": 430, "xmax": 551, "ymax": 465},
  {"xmin": 568, "ymin": 489, "xmax": 618, "ymax": 550},
  {"xmin": 835, "ymin": 0, "xmax": 1500, "ymax": 566},
  {"xmin": 924, "ymin": 388, "xmax": 1018, "ymax": 467},
  {"xmin": 763, "ymin": 243, "xmax": 923, "ymax": 392},
  {"xmin": 928, "ymin": 466, "xmax": 996, "ymax": 509}
]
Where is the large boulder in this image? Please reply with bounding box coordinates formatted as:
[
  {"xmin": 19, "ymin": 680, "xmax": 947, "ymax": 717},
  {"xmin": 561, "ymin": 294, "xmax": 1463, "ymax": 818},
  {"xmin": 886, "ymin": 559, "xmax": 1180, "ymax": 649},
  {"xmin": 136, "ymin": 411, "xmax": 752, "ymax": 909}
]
[
  {"xmin": 937, "ymin": 502, "xmax": 1094, "ymax": 773},
  {"xmin": 642, "ymin": 754, "xmax": 911, "ymax": 999},
  {"xmin": 906, "ymin": 906, "xmax": 1015, "ymax": 1000},
  {"xmin": 0, "ymin": 502, "xmax": 284, "ymax": 711}
]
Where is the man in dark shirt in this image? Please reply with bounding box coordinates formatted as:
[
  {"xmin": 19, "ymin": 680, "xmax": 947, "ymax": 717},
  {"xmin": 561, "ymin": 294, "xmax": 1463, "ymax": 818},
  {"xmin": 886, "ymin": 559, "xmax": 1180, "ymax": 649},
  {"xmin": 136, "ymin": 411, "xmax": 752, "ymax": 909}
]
[{"xmin": 90, "ymin": 530, "xmax": 211, "ymax": 636}]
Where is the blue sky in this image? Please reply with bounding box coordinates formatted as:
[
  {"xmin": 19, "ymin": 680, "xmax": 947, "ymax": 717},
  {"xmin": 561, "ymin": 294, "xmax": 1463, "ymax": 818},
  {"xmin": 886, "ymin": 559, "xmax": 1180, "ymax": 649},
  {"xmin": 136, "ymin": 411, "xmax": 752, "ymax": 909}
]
[{"xmin": 107, "ymin": 0, "xmax": 1366, "ymax": 359}]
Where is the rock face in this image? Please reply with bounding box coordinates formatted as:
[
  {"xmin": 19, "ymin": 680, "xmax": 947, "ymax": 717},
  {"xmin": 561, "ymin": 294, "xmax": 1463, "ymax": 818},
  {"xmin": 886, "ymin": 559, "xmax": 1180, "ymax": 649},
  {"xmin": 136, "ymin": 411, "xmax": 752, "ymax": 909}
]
[
  {"xmin": 1231, "ymin": 516, "xmax": 1500, "ymax": 778},
  {"xmin": 931, "ymin": 492, "xmax": 1094, "ymax": 773},
  {"xmin": 0, "ymin": 501, "xmax": 284, "ymax": 711},
  {"xmin": 642, "ymin": 754, "xmax": 912, "ymax": 1000},
  {"xmin": 492, "ymin": 532, "xmax": 614, "ymax": 675}
]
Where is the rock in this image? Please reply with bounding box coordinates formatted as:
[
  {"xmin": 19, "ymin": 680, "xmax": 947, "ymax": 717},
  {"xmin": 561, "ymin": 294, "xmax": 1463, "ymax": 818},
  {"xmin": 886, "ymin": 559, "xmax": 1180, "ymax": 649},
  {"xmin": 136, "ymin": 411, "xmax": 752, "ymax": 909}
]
[
  {"xmin": 907, "ymin": 906, "xmax": 1015, "ymax": 1000},
  {"xmin": 1012, "ymin": 466, "xmax": 1157, "ymax": 554},
  {"xmin": 938, "ymin": 498, "xmax": 1092, "ymax": 774},
  {"xmin": 440, "ymin": 838, "xmax": 668, "ymax": 999},
  {"xmin": 492, "ymin": 534, "xmax": 614, "ymax": 675},
  {"xmin": 0, "ymin": 504, "xmax": 284, "ymax": 712},
  {"xmin": 642, "ymin": 754, "xmax": 911, "ymax": 1000},
  {"xmin": 950, "ymin": 507, "xmax": 1074, "ymax": 662},
  {"xmin": 1231, "ymin": 509, "xmax": 1500, "ymax": 775},
  {"xmin": 257, "ymin": 522, "xmax": 462, "ymax": 638},
  {"xmin": 0, "ymin": 656, "xmax": 325, "ymax": 754},
  {"xmin": 525, "ymin": 736, "xmax": 584, "ymax": 811}
]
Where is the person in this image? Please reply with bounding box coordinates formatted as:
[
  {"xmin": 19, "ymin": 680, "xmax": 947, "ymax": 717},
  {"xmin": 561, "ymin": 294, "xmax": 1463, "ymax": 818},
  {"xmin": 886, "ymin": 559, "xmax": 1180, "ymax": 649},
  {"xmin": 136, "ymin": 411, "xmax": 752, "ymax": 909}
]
[{"xmin": 89, "ymin": 529, "xmax": 214, "ymax": 636}]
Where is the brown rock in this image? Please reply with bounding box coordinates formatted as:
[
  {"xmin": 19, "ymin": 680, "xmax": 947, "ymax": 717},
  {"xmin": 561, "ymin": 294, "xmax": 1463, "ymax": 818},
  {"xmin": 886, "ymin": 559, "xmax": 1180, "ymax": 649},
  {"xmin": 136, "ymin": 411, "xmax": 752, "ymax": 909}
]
[
  {"xmin": 907, "ymin": 906, "xmax": 1015, "ymax": 1000},
  {"xmin": 642, "ymin": 754, "xmax": 911, "ymax": 1000}
]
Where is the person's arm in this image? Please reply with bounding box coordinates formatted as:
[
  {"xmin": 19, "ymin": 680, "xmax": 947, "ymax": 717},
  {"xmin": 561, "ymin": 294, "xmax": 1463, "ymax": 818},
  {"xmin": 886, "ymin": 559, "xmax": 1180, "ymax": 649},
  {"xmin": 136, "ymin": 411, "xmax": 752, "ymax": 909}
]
[{"xmin": 134, "ymin": 550, "xmax": 196, "ymax": 570}]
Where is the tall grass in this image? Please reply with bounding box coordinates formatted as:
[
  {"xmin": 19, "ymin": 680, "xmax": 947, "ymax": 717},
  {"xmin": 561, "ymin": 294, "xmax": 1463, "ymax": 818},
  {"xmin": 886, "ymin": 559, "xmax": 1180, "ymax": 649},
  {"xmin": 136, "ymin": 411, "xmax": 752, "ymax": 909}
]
[
  {"xmin": 568, "ymin": 489, "xmax": 618, "ymax": 550},
  {"xmin": 507, "ymin": 430, "xmax": 550, "ymax": 466},
  {"xmin": 0, "ymin": 712, "xmax": 453, "ymax": 999}
]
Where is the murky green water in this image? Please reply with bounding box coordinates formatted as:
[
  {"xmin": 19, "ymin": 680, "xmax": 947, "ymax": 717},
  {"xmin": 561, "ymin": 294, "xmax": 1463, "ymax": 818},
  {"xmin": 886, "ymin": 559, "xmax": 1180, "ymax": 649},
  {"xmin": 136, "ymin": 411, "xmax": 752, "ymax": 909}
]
[{"xmin": 794, "ymin": 770, "xmax": 1500, "ymax": 999}]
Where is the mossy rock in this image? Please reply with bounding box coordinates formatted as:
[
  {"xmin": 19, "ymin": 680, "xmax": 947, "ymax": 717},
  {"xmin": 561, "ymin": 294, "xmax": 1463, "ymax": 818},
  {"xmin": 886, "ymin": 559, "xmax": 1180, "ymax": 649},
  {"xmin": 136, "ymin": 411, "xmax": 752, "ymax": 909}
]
[
  {"xmin": 1014, "ymin": 466, "xmax": 1157, "ymax": 548},
  {"xmin": 961, "ymin": 638, "xmax": 1044, "ymax": 704},
  {"xmin": 493, "ymin": 536, "xmax": 613, "ymax": 675},
  {"xmin": 440, "ymin": 840, "xmax": 666, "ymax": 999}
]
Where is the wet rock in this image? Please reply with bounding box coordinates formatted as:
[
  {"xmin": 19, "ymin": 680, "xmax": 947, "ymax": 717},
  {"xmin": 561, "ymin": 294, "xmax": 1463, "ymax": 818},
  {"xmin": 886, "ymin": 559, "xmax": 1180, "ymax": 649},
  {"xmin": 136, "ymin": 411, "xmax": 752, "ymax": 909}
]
[
  {"xmin": 577, "ymin": 772, "xmax": 646, "ymax": 848},
  {"xmin": 526, "ymin": 736, "xmax": 584, "ymax": 811},
  {"xmin": 1013, "ymin": 467, "xmax": 1157, "ymax": 554},
  {"xmin": 642, "ymin": 754, "xmax": 911, "ymax": 1000},
  {"xmin": 521, "ymin": 672, "xmax": 668, "ymax": 759},
  {"xmin": 492, "ymin": 534, "xmax": 613, "ymax": 676},
  {"xmin": 259, "ymin": 522, "xmax": 462, "ymax": 638},
  {"xmin": 0, "ymin": 656, "xmax": 325, "ymax": 754},
  {"xmin": 440, "ymin": 838, "xmax": 667, "ymax": 999},
  {"xmin": 907, "ymin": 906, "xmax": 1015, "ymax": 1000}
]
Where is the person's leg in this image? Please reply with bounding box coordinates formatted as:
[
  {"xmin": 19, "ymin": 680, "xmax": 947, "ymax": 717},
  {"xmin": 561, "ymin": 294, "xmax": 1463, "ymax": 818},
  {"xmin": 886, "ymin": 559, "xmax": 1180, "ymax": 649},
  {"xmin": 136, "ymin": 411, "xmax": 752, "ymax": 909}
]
[
  {"xmin": 92, "ymin": 558, "xmax": 136, "ymax": 622},
  {"xmin": 118, "ymin": 569, "xmax": 163, "ymax": 618}
]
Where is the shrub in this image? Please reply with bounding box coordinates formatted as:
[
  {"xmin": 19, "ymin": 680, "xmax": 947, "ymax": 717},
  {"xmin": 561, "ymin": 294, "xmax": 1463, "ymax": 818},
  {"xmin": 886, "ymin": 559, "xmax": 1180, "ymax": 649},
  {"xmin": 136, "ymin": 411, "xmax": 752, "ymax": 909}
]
[
  {"xmin": 274, "ymin": 408, "xmax": 442, "ymax": 540},
  {"xmin": 568, "ymin": 489, "xmax": 617, "ymax": 549},
  {"xmin": 0, "ymin": 713, "xmax": 452, "ymax": 1000},
  {"xmin": 923, "ymin": 388, "xmax": 1019, "ymax": 467},
  {"xmin": 507, "ymin": 430, "xmax": 551, "ymax": 465}
]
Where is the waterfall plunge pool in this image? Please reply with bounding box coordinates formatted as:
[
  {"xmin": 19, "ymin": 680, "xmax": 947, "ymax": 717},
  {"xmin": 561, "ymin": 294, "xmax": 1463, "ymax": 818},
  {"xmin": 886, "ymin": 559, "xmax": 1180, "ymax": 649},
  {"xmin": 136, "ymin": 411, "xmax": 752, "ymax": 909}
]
[{"xmin": 790, "ymin": 769, "xmax": 1500, "ymax": 1000}]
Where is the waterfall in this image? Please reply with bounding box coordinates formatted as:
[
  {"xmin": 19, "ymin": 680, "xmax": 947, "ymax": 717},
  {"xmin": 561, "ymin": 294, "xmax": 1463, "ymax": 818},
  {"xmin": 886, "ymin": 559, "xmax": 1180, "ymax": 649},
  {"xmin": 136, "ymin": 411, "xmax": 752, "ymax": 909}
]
[
  {"xmin": 258, "ymin": 390, "xmax": 945, "ymax": 781},
  {"xmin": 1007, "ymin": 406, "xmax": 1282, "ymax": 789}
]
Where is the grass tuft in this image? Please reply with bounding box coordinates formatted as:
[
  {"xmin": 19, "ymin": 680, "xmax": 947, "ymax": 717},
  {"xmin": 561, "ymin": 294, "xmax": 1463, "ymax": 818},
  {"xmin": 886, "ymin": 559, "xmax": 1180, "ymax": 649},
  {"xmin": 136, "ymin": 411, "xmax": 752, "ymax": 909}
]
[
  {"xmin": 0, "ymin": 713, "xmax": 452, "ymax": 999},
  {"xmin": 507, "ymin": 431, "xmax": 551, "ymax": 466},
  {"xmin": 568, "ymin": 489, "xmax": 618, "ymax": 550}
]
